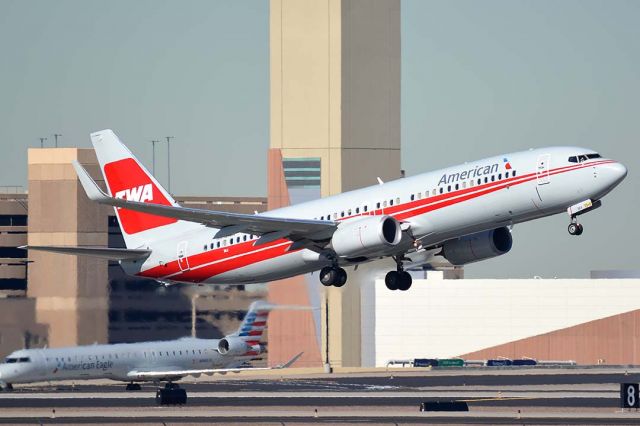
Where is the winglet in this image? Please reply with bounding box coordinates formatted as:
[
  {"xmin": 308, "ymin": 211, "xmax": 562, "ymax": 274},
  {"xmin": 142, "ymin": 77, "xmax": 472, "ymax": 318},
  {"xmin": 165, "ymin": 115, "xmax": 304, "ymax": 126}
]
[
  {"xmin": 72, "ymin": 160, "xmax": 110, "ymax": 202},
  {"xmin": 277, "ymin": 352, "xmax": 304, "ymax": 369}
]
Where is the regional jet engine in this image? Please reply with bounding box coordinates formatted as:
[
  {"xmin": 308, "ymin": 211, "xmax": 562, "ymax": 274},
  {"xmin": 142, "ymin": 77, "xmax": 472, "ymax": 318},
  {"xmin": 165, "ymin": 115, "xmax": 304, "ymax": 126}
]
[
  {"xmin": 217, "ymin": 337, "xmax": 264, "ymax": 356},
  {"xmin": 441, "ymin": 226, "xmax": 513, "ymax": 265},
  {"xmin": 331, "ymin": 215, "xmax": 402, "ymax": 258}
]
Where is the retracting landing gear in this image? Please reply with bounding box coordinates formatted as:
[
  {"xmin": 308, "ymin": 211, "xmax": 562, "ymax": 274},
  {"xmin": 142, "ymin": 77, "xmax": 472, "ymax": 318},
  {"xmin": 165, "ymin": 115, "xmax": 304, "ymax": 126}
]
[
  {"xmin": 156, "ymin": 382, "xmax": 187, "ymax": 405},
  {"xmin": 320, "ymin": 266, "xmax": 347, "ymax": 288},
  {"xmin": 385, "ymin": 257, "xmax": 412, "ymax": 291}
]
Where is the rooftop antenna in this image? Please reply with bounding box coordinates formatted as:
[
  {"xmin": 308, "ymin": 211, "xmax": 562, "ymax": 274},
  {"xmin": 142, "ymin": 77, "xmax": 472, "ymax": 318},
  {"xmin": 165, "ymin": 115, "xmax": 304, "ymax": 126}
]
[
  {"xmin": 53, "ymin": 133, "xmax": 62, "ymax": 148},
  {"xmin": 38, "ymin": 137, "xmax": 47, "ymax": 148}
]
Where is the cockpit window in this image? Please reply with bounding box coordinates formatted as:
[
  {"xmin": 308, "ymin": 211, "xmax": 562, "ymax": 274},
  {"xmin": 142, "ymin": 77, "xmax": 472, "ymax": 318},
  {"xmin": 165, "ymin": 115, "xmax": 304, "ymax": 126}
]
[
  {"xmin": 5, "ymin": 358, "xmax": 17, "ymax": 364},
  {"xmin": 18, "ymin": 357, "xmax": 30, "ymax": 363},
  {"xmin": 569, "ymin": 153, "xmax": 601, "ymax": 163}
]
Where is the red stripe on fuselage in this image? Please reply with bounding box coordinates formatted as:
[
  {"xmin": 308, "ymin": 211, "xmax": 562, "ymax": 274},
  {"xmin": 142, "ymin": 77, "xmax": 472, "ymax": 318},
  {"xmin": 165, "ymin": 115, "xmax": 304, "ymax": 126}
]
[{"xmin": 138, "ymin": 160, "xmax": 614, "ymax": 282}]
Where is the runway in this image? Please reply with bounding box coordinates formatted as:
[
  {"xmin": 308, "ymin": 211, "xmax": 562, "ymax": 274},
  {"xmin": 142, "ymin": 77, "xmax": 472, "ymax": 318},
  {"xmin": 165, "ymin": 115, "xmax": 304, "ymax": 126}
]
[{"xmin": 1, "ymin": 368, "xmax": 640, "ymax": 424}]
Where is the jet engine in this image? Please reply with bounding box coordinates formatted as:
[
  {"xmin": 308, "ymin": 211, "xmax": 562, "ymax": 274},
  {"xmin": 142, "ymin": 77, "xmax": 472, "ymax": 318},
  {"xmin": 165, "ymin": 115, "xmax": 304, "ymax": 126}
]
[
  {"xmin": 441, "ymin": 227, "xmax": 513, "ymax": 266},
  {"xmin": 217, "ymin": 337, "xmax": 264, "ymax": 356},
  {"xmin": 331, "ymin": 215, "xmax": 402, "ymax": 258}
]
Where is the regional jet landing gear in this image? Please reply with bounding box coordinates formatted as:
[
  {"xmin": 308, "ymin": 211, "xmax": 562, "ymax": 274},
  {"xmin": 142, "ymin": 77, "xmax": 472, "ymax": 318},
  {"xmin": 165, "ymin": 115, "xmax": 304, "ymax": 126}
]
[
  {"xmin": 156, "ymin": 382, "xmax": 187, "ymax": 405},
  {"xmin": 125, "ymin": 382, "xmax": 141, "ymax": 391},
  {"xmin": 319, "ymin": 266, "xmax": 347, "ymax": 288},
  {"xmin": 385, "ymin": 257, "xmax": 412, "ymax": 291}
]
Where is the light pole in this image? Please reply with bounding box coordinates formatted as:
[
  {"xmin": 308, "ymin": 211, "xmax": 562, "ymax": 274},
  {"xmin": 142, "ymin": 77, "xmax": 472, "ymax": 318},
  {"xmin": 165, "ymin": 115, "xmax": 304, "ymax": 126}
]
[
  {"xmin": 165, "ymin": 136, "xmax": 174, "ymax": 194},
  {"xmin": 38, "ymin": 137, "xmax": 47, "ymax": 148},
  {"xmin": 53, "ymin": 133, "xmax": 62, "ymax": 148},
  {"xmin": 150, "ymin": 140, "xmax": 159, "ymax": 175}
]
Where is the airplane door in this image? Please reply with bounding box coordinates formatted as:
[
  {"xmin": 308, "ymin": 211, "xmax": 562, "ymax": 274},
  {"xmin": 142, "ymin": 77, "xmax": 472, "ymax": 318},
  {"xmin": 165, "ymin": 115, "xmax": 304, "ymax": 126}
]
[
  {"xmin": 536, "ymin": 154, "xmax": 551, "ymax": 185},
  {"xmin": 177, "ymin": 241, "xmax": 190, "ymax": 272}
]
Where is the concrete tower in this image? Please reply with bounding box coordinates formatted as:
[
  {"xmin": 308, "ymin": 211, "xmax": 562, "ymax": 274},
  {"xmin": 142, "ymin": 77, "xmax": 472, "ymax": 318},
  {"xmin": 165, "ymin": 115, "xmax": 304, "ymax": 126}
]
[{"xmin": 268, "ymin": 0, "xmax": 401, "ymax": 368}]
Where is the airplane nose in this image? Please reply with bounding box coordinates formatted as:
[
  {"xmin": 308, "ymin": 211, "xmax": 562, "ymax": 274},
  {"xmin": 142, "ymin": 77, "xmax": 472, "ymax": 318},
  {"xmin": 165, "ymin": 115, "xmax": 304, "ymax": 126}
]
[{"xmin": 600, "ymin": 162, "xmax": 628, "ymax": 188}]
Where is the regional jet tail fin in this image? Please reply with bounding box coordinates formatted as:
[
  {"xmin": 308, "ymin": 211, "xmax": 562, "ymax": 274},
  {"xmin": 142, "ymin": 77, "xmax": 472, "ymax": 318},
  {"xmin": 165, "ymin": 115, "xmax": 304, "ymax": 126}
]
[
  {"xmin": 229, "ymin": 301, "xmax": 313, "ymax": 343},
  {"xmin": 126, "ymin": 352, "xmax": 304, "ymax": 381},
  {"xmin": 20, "ymin": 245, "xmax": 151, "ymax": 261}
]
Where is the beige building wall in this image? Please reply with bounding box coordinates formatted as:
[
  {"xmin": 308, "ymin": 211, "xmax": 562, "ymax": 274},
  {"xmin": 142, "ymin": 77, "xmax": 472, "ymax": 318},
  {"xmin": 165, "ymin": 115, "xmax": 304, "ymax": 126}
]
[
  {"xmin": 269, "ymin": 0, "xmax": 401, "ymax": 368},
  {"xmin": 27, "ymin": 148, "xmax": 110, "ymax": 347}
]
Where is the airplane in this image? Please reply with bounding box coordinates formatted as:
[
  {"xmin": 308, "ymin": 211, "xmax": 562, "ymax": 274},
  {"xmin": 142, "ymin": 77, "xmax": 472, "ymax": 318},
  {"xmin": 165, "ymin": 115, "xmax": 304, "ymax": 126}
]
[
  {"xmin": 0, "ymin": 301, "xmax": 302, "ymax": 403},
  {"xmin": 24, "ymin": 130, "xmax": 627, "ymax": 292}
]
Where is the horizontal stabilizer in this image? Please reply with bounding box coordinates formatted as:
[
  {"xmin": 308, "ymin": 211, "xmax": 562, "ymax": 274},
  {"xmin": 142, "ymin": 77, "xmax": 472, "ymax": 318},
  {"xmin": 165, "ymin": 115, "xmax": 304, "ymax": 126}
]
[{"xmin": 20, "ymin": 245, "xmax": 151, "ymax": 261}]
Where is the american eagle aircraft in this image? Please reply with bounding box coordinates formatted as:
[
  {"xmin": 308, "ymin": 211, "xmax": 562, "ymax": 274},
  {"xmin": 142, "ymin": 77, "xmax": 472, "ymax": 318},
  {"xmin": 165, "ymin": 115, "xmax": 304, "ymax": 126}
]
[
  {"xmin": 0, "ymin": 302, "xmax": 302, "ymax": 403},
  {"xmin": 25, "ymin": 130, "xmax": 627, "ymax": 291}
]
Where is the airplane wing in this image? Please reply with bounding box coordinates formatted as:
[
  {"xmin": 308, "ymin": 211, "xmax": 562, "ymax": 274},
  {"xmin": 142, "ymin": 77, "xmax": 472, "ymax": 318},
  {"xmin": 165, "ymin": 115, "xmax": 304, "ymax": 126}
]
[
  {"xmin": 73, "ymin": 161, "xmax": 336, "ymax": 243},
  {"xmin": 126, "ymin": 352, "xmax": 303, "ymax": 380},
  {"xmin": 19, "ymin": 245, "xmax": 151, "ymax": 261}
]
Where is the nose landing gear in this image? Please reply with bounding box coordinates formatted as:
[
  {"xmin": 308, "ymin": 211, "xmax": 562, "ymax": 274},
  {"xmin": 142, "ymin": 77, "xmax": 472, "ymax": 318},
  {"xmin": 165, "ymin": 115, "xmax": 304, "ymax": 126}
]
[{"xmin": 568, "ymin": 221, "xmax": 583, "ymax": 236}]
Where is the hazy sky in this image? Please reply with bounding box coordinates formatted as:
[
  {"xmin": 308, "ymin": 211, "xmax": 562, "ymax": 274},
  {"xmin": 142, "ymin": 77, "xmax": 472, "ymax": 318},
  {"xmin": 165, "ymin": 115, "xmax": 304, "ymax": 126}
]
[{"xmin": 0, "ymin": 0, "xmax": 638, "ymax": 278}]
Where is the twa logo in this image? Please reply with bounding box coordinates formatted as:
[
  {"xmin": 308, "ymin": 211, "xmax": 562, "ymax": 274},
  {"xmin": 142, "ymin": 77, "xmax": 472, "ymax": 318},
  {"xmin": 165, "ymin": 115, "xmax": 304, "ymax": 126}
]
[{"xmin": 115, "ymin": 184, "xmax": 154, "ymax": 203}]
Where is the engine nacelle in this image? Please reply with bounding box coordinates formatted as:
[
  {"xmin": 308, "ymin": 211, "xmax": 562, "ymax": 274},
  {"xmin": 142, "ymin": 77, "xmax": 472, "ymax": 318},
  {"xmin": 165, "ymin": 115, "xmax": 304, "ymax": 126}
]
[
  {"xmin": 331, "ymin": 215, "xmax": 402, "ymax": 258},
  {"xmin": 218, "ymin": 337, "xmax": 248, "ymax": 356},
  {"xmin": 441, "ymin": 227, "xmax": 513, "ymax": 266}
]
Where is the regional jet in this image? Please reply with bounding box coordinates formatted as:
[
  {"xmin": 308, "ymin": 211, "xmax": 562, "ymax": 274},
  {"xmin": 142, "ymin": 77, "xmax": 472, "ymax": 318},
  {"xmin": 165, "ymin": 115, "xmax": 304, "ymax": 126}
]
[
  {"xmin": 24, "ymin": 130, "xmax": 627, "ymax": 291},
  {"xmin": 0, "ymin": 302, "xmax": 301, "ymax": 403}
]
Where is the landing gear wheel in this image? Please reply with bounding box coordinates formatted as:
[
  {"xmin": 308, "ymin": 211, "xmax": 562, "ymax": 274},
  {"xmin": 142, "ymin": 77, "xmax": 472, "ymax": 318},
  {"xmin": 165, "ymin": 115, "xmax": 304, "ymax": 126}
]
[
  {"xmin": 320, "ymin": 266, "xmax": 337, "ymax": 286},
  {"xmin": 126, "ymin": 383, "xmax": 141, "ymax": 391},
  {"xmin": 334, "ymin": 268, "xmax": 347, "ymax": 287},
  {"xmin": 385, "ymin": 271, "xmax": 400, "ymax": 290},
  {"xmin": 568, "ymin": 223, "xmax": 583, "ymax": 236},
  {"xmin": 397, "ymin": 271, "xmax": 412, "ymax": 291}
]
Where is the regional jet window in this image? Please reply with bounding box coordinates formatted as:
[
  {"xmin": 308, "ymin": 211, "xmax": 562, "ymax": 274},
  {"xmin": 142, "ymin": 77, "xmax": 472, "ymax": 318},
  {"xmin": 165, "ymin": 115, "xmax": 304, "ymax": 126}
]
[
  {"xmin": 433, "ymin": 189, "xmax": 437, "ymax": 196},
  {"xmin": 418, "ymin": 192, "xmax": 422, "ymax": 199},
  {"xmin": 439, "ymin": 188, "xmax": 443, "ymax": 194},
  {"xmin": 462, "ymin": 182, "xmax": 467, "ymax": 189},
  {"xmin": 455, "ymin": 183, "xmax": 459, "ymax": 190},
  {"xmin": 477, "ymin": 178, "xmax": 481, "ymax": 185},
  {"xmin": 484, "ymin": 177, "xmax": 488, "ymax": 183},
  {"xmin": 447, "ymin": 185, "xmax": 451, "ymax": 192},
  {"xmin": 498, "ymin": 173, "xmax": 502, "ymax": 180},
  {"xmin": 491, "ymin": 175, "xmax": 495, "ymax": 182}
]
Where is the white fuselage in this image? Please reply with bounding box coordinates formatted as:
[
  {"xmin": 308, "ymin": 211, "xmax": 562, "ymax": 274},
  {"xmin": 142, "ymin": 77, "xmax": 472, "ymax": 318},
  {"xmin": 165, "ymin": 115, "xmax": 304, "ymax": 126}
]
[
  {"xmin": 127, "ymin": 147, "xmax": 626, "ymax": 284},
  {"xmin": 0, "ymin": 338, "xmax": 234, "ymax": 384}
]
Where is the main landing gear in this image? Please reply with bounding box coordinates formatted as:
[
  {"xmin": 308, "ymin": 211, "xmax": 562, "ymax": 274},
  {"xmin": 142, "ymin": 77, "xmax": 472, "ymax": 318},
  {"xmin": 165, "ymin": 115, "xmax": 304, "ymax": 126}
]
[
  {"xmin": 320, "ymin": 266, "xmax": 347, "ymax": 288},
  {"xmin": 156, "ymin": 382, "xmax": 187, "ymax": 405},
  {"xmin": 385, "ymin": 257, "xmax": 412, "ymax": 291},
  {"xmin": 125, "ymin": 382, "xmax": 141, "ymax": 391}
]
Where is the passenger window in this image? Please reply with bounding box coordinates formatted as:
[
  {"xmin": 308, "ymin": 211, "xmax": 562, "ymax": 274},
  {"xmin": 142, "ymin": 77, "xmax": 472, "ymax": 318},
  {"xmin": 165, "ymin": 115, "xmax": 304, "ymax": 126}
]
[
  {"xmin": 348, "ymin": 209, "xmax": 352, "ymax": 215},
  {"xmin": 341, "ymin": 211, "xmax": 345, "ymax": 217},
  {"xmin": 355, "ymin": 207, "xmax": 360, "ymax": 214},
  {"xmin": 389, "ymin": 199, "xmax": 394, "ymax": 206},
  {"xmin": 513, "ymin": 170, "xmax": 517, "ymax": 177},
  {"xmin": 320, "ymin": 216, "xmax": 324, "ymax": 220},
  {"xmin": 203, "ymin": 245, "xmax": 207, "ymax": 251},
  {"xmin": 383, "ymin": 201, "xmax": 387, "ymax": 207},
  {"xmin": 484, "ymin": 177, "xmax": 488, "ymax": 183},
  {"xmin": 470, "ymin": 180, "xmax": 474, "ymax": 187},
  {"xmin": 505, "ymin": 172, "xmax": 509, "ymax": 178},
  {"xmin": 396, "ymin": 197, "xmax": 400, "ymax": 205},
  {"xmin": 462, "ymin": 182, "xmax": 466, "ymax": 189},
  {"xmin": 498, "ymin": 173, "xmax": 502, "ymax": 180},
  {"xmin": 477, "ymin": 178, "xmax": 481, "ymax": 185},
  {"xmin": 210, "ymin": 243, "xmax": 214, "ymax": 249},
  {"xmin": 417, "ymin": 192, "xmax": 422, "ymax": 199},
  {"xmin": 447, "ymin": 185, "xmax": 451, "ymax": 192},
  {"xmin": 236, "ymin": 237, "xmax": 240, "ymax": 243},
  {"xmin": 439, "ymin": 188, "xmax": 443, "ymax": 194},
  {"xmin": 364, "ymin": 205, "xmax": 368, "ymax": 212},
  {"xmin": 455, "ymin": 183, "xmax": 459, "ymax": 190},
  {"xmin": 216, "ymin": 241, "xmax": 220, "ymax": 248},
  {"xmin": 410, "ymin": 194, "xmax": 415, "ymax": 201},
  {"xmin": 433, "ymin": 189, "xmax": 437, "ymax": 196}
]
